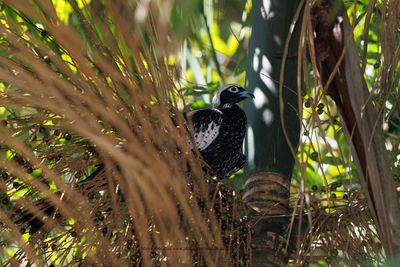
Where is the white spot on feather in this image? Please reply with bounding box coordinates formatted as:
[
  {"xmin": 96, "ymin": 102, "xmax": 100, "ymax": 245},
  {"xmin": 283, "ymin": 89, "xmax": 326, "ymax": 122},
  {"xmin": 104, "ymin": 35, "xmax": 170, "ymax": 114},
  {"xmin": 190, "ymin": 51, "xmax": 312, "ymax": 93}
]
[
  {"xmin": 195, "ymin": 121, "xmax": 220, "ymax": 151},
  {"xmin": 187, "ymin": 109, "xmax": 222, "ymax": 150}
]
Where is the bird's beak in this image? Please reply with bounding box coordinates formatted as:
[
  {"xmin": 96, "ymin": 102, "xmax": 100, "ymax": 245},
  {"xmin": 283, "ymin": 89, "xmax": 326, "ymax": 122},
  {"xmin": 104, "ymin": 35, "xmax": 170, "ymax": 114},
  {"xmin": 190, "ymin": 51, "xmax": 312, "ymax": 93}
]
[{"xmin": 239, "ymin": 91, "xmax": 255, "ymax": 99}]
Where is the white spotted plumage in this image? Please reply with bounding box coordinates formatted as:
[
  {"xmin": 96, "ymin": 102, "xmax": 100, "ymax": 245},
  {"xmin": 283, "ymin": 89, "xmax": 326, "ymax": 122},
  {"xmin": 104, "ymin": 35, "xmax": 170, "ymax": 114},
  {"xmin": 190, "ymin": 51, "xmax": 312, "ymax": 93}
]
[
  {"xmin": 185, "ymin": 83, "xmax": 253, "ymax": 178},
  {"xmin": 187, "ymin": 108, "xmax": 222, "ymax": 151},
  {"xmin": 194, "ymin": 120, "xmax": 221, "ymax": 151}
]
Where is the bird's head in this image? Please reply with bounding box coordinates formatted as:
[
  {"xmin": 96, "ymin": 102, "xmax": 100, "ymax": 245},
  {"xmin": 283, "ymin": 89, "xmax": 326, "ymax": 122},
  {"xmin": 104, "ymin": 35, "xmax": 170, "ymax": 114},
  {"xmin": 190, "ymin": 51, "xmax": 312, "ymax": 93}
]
[{"xmin": 212, "ymin": 84, "xmax": 254, "ymax": 108}]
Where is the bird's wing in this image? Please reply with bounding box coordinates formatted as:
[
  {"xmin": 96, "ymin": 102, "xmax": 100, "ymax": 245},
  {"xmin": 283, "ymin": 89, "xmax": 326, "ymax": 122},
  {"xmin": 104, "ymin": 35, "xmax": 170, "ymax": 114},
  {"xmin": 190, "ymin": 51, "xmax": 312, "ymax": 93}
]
[{"xmin": 185, "ymin": 108, "xmax": 223, "ymax": 151}]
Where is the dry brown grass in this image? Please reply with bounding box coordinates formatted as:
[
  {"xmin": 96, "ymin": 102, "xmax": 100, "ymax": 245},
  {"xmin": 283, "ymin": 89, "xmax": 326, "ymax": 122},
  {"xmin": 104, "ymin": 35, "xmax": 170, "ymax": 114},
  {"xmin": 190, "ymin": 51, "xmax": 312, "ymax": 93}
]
[{"xmin": 0, "ymin": 1, "xmax": 251, "ymax": 266}]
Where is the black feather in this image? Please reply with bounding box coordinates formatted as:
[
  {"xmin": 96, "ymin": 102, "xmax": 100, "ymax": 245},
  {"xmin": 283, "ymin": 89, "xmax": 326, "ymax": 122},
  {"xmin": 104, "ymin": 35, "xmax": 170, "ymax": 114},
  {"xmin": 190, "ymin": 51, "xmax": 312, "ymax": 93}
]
[
  {"xmin": 184, "ymin": 84, "xmax": 253, "ymax": 178},
  {"xmin": 185, "ymin": 104, "xmax": 247, "ymax": 178}
]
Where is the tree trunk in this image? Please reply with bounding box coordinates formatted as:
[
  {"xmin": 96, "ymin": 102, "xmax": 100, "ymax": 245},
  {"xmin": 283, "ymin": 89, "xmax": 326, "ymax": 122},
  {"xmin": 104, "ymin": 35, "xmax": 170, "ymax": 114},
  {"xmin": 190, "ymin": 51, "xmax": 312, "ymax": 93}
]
[{"xmin": 243, "ymin": 0, "xmax": 302, "ymax": 266}]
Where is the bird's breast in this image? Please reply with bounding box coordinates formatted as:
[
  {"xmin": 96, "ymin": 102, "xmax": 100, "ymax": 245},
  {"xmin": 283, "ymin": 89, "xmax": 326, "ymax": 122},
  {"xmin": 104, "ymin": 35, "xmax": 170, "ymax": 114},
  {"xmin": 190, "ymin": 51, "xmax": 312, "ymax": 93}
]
[{"xmin": 213, "ymin": 107, "xmax": 247, "ymax": 151}]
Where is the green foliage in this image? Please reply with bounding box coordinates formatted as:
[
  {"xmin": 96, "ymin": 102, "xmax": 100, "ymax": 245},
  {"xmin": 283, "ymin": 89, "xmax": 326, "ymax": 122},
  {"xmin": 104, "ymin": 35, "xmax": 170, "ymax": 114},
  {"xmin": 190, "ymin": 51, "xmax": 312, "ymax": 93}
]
[{"xmin": 175, "ymin": 0, "xmax": 398, "ymax": 266}]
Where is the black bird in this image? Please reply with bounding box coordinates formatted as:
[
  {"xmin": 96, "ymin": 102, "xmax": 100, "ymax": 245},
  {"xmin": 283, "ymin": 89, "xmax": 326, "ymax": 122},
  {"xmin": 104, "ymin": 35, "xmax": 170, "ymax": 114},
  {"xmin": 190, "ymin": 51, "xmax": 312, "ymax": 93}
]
[
  {"xmin": 185, "ymin": 84, "xmax": 254, "ymax": 178},
  {"xmin": 14, "ymin": 84, "xmax": 254, "ymax": 234}
]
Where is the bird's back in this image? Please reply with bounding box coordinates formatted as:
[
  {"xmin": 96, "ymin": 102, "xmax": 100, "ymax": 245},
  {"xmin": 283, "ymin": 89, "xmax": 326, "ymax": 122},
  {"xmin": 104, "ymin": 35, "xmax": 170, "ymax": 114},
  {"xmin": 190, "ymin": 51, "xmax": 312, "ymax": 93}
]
[{"xmin": 195, "ymin": 104, "xmax": 247, "ymax": 178}]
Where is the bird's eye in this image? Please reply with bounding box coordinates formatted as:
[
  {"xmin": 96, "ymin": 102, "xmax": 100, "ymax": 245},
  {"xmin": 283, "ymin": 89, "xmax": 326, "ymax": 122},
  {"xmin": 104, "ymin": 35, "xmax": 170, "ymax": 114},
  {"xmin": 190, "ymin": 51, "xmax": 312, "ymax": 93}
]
[{"xmin": 228, "ymin": 87, "xmax": 239, "ymax": 93}]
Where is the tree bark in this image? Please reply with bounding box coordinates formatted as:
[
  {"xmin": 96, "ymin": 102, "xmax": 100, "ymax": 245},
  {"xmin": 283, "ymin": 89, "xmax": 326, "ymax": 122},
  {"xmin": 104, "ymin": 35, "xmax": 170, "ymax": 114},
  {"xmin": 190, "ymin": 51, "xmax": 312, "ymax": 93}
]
[{"xmin": 243, "ymin": 0, "xmax": 302, "ymax": 266}]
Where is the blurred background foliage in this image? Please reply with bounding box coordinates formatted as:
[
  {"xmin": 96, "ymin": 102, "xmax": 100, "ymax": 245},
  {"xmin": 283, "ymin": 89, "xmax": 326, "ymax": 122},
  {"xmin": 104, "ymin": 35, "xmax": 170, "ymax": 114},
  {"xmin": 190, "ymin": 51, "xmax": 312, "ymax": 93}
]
[{"xmin": 0, "ymin": 0, "xmax": 398, "ymax": 266}]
